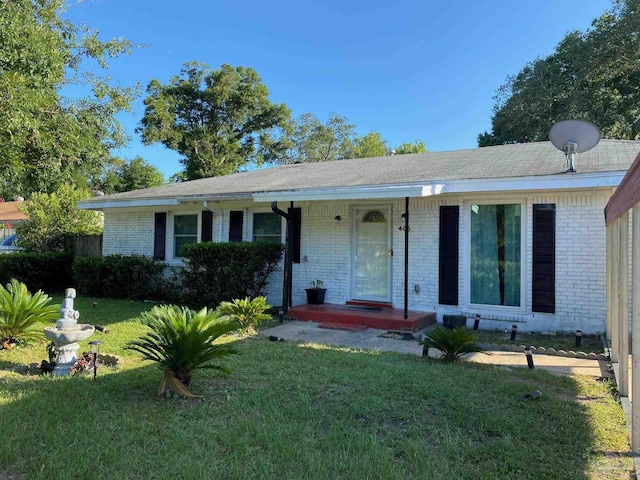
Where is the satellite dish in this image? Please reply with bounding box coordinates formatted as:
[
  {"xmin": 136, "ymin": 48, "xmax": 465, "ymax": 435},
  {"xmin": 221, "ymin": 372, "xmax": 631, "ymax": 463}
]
[{"xmin": 549, "ymin": 119, "xmax": 601, "ymax": 172}]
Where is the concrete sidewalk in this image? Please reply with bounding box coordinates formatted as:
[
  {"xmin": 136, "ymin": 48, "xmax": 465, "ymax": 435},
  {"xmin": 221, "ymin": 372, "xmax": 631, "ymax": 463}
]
[{"xmin": 261, "ymin": 321, "xmax": 611, "ymax": 378}]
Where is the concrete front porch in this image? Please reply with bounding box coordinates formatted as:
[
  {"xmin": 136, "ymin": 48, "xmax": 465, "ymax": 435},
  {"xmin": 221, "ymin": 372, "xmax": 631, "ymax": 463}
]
[{"xmin": 287, "ymin": 303, "xmax": 436, "ymax": 331}]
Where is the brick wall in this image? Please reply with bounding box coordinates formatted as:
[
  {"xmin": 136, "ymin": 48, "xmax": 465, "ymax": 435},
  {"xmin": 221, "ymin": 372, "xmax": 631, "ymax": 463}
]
[
  {"xmin": 103, "ymin": 210, "xmax": 155, "ymax": 256},
  {"xmin": 102, "ymin": 190, "xmax": 616, "ymax": 333}
]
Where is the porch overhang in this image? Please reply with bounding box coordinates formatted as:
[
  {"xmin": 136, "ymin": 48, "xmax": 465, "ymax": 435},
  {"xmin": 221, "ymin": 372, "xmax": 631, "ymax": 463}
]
[
  {"xmin": 252, "ymin": 184, "xmax": 441, "ymax": 202},
  {"xmin": 252, "ymin": 171, "xmax": 625, "ymax": 203}
]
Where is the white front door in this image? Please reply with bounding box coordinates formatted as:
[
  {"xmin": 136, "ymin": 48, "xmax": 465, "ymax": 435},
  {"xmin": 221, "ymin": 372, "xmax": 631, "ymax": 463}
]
[{"xmin": 352, "ymin": 206, "xmax": 392, "ymax": 302}]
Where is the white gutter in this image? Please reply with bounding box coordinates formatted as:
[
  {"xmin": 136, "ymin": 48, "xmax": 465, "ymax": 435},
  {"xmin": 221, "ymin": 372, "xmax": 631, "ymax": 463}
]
[
  {"xmin": 78, "ymin": 170, "xmax": 626, "ymax": 209},
  {"xmin": 77, "ymin": 193, "xmax": 253, "ymax": 210},
  {"xmin": 176, "ymin": 193, "xmax": 253, "ymax": 202},
  {"xmin": 439, "ymin": 170, "xmax": 625, "ymax": 194},
  {"xmin": 252, "ymin": 171, "xmax": 626, "ymax": 202},
  {"xmin": 253, "ymin": 185, "xmax": 435, "ymax": 202},
  {"xmin": 77, "ymin": 198, "xmax": 181, "ymax": 210}
]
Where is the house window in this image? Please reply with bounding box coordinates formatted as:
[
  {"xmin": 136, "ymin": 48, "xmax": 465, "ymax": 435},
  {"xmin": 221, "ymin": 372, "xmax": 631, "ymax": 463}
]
[
  {"xmin": 363, "ymin": 210, "xmax": 386, "ymax": 222},
  {"xmin": 174, "ymin": 214, "xmax": 198, "ymax": 257},
  {"xmin": 252, "ymin": 212, "xmax": 283, "ymax": 244},
  {"xmin": 469, "ymin": 203, "xmax": 521, "ymax": 307}
]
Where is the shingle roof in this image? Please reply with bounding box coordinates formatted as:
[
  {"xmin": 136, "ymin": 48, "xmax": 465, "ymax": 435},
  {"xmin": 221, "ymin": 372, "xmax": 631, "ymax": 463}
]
[
  {"xmin": 0, "ymin": 201, "xmax": 28, "ymax": 222},
  {"xmin": 82, "ymin": 139, "xmax": 640, "ymax": 203}
]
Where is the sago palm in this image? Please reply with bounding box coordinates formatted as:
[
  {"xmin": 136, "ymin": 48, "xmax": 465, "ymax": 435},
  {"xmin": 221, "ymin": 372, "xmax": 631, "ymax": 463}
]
[
  {"xmin": 420, "ymin": 326, "xmax": 485, "ymax": 363},
  {"xmin": 0, "ymin": 279, "xmax": 59, "ymax": 345},
  {"xmin": 125, "ymin": 304, "xmax": 241, "ymax": 397},
  {"xmin": 216, "ymin": 296, "xmax": 271, "ymax": 334}
]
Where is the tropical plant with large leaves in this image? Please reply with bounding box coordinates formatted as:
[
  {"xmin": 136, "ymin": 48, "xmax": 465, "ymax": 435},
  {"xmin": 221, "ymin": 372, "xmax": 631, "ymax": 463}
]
[
  {"xmin": 216, "ymin": 296, "xmax": 271, "ymax": 334},
  {"xmin": 125, "ymin": 305, "xmax": 241, "ymax": 397},
  {"xmin": 420, "ymin": 326, "xmax": 485, "ymax": 363},
  {"xmin": 0, "ymin": 279, "xmax": 58, "ymax": 345}
]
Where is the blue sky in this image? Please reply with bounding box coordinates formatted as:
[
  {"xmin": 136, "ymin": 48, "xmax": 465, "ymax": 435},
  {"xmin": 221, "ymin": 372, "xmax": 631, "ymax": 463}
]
[{"xmin": 64, "ymin": 0, "xmax": 613, "ymax": 178}]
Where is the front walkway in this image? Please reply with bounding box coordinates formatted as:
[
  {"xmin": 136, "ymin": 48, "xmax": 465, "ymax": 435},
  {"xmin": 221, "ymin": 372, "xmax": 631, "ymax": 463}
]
[{"xmin": 261, "ymin": 321, "xmax": 610, "ymax": 377}]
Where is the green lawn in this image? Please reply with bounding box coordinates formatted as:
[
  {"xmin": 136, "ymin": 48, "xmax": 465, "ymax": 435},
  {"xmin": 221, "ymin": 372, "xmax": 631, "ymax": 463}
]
[{"xmin": 0, "ymin": 297, "xmax": 632, "ymax": 479}]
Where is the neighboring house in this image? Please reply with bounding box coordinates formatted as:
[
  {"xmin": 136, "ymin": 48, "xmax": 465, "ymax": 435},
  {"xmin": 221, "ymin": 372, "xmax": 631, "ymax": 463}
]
[
  {"xmin": 77, "ymin": 140, "xmax": 640, "ymax": 333},
  {"xmin": 0, "ymin": 200, "xmax": 27, "ymax": 241}
]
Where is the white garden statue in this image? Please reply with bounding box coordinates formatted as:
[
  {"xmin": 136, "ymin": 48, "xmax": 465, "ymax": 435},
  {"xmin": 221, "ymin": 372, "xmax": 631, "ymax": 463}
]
[{"xmin": 44, "ymin": 288, "xmax": 95, "ymax": 376}]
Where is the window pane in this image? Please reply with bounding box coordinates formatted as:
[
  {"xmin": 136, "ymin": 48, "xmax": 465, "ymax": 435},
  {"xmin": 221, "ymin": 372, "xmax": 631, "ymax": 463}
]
[
  {"xmin": 174, "ymin": 215, "xmax": 197, "ymax": 235},
  {"xmin": 253, "ymin": 213, "xmax": 282, "ymax": 243},
  {"xmin": 174, "ymin": 235, "xmax": 197, "ymax": 257},
  {"xmin": 363, "ymin": 210, "xmax": 386, "ymax": 222},
  {"xmin": 174, "ymin": 214, "xmax": 198, "ymax": 257},
  {"xmin": 470, "ymin": 204, "xmax": 521, "ymax": 307}
]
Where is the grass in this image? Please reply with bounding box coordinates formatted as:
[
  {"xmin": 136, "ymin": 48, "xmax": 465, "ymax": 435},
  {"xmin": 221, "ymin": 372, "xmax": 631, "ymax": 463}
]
[
  {"xmin": 472, "ymin": 329, "xmax": 603, "ymax": 353},
  {"xmin": 0, "ymin": 296, "xmax": 632, "ymax": 479}
]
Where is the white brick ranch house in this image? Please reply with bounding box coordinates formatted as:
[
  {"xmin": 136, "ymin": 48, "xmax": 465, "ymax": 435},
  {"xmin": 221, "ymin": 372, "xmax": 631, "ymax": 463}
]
[{"xmin": 78, "ymin": 140, "xmax": 640, "ymax": 333}]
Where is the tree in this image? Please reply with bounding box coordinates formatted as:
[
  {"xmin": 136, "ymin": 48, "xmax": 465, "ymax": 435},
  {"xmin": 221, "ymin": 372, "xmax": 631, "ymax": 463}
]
[
  {"xmin": 270, "ymin": 112, "xmax": 353, "ymax": 164},
  {"xmin": 480, "ymin": 0, "xmax": 640, "ymax": 145},
  {"xmin": 92, "ymin": 156, "xmax": 165, "ymax": 194},
  {"xmin": 17, "ymin": 184, "xmax": 103, "ymax": 252},
  {"xmin": 393, "ymin": 140, "xmax": 427, "ymax": 155},
  {"xmin": 279, "ymin": 113, "xmax": 395, "ymax": 163},
  {"xmin": 0, "ymin": 0, "xmax": 137, "ymax": 199},
  {"xmin": 137, "ymin": 62, "xmax": 292, "ymax": 180},
  {"xmin": 349, "ymin": 132, "xmax": 388, "ymax": 158}
]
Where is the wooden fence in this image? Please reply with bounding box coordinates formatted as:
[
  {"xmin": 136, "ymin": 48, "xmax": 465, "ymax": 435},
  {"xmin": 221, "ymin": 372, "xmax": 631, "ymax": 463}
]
[{"xmin": 64, "ymin": 235, "xmax": 103, "ymax": 257}]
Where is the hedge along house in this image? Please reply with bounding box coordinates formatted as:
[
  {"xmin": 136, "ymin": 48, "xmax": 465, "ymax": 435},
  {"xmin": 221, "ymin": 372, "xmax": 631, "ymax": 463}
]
[{"xmin": 77, "ymin": 140, "xmax": 640, "ymax": 333}]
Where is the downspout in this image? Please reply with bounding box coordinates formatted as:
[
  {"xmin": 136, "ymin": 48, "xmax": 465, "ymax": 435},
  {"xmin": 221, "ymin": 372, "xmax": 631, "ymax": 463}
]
[
  {"xmin": 271, "ymin": 201, "xmax": 292, "ymax": 312},
  {"xmin": 403, "ymin": 197, "xmax": 410, "ymax": 320},
  {"xmin": 203, "ymin": 201, "xmax": 223, "ymax": 242}
]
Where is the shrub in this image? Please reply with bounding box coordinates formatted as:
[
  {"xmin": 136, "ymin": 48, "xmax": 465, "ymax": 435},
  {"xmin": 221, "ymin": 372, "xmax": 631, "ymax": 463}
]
[
  {"xmin": 216, "ymin": 296, "xmax": 272, "ymax": 334},
  {"xmin": 73, "ymin": 255, "xmax": 166, "ymax": 299},
  {"xmin": 0, "ymin": 279, "xmax": 59, "ymax": 345},
  {"xmin": 420, "ymin": 326, "xmax": 485, "ymax": 363},
  {"xmin": 0, "ymin": 252, "xmax": 74, "ymax": 293},
  {"xmin": 180, "ymin": 242, "xmax": 283, "ymax": 308},
  {"xmin": 125, "ymin": 305, "xmax": 241, "ymax": 397},
  {"xmin": 17, "ymin": 184, "xmax": 102, "ymax": 253}
]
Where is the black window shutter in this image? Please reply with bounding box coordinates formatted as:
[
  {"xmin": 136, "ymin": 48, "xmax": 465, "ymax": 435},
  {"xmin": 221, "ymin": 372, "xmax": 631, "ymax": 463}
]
[
  {"xmin": 201, "ymin": 210, "xmax": 213, "ymax": 242},
  {"xmin": 153, "ymin": 212, "xmax": 167, "ymax": 260},
  {"xmin": 439, "ymin": 206, "xmax": 459, "ymax": 305},
  {"xmin": 532, "ymin": 204, "xmax": 556, "ymax": 313},
  {"xmin": 229, "ymin": 211, "xmax": 243, "ymax": 242},
  {"xmin": 288, "ymin": 207, "xmax": 302, "ymax": 263}
]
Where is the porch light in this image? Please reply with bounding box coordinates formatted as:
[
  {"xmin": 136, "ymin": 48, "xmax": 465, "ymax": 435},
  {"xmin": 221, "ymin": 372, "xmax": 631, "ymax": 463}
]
[
  {"xmin": 89, "ymin": 340, "xmax": 102, "ymax": 379},
  {"xmin": 524, "ymin": 347, "xmax": 535, "ymax": 369},
  {"xmin": 334, "ymin": 215, "xmax": 341, "ymax": 221}
]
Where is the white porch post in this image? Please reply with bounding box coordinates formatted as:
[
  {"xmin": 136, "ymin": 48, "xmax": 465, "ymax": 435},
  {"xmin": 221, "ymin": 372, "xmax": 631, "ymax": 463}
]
[
  {"xmin": 611, "ymin": 219, "xmax": 620, "ymax": 363},
  {"xmin": 618, "ymin": 213, "xmax": 630, "ymax": 397},
  {"xmin": 632, "ymin": 205, "xmax": 640, "ymax": 450}
]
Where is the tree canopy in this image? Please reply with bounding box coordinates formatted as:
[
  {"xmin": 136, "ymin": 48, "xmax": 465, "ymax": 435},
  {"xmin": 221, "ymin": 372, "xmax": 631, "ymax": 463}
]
[
  {"xmin": 137, "ymin": 62, "xmax": 292, "ymax": 180},
  {"xmin": 274, "ymin": 112, "xmax": 425, "ymax": 164},
  {"xmin": 479, "ymin": 0, "xmax": 640, "ymax": 146},
  {"xmin": 0, "ymin": 0, "xmax": 137, "ymax": 199},
  {"xmin": 278, "ymin": 113, "xmax": 355, "ymax": 163},
  {"xmin": 17, "ymin": 184, "xmax": 103, "ymax": 253},
  {"xmin": 92, "ymin": 157, "xmax": 165, "ymax": 194},
  {"xmin": 350, "ymin": 132, "xmax": 388, "ymax": 158},
  {"xmin": 393, "ymin": 141, "xmax": 427, "ymax": 155}
]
